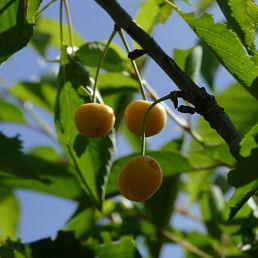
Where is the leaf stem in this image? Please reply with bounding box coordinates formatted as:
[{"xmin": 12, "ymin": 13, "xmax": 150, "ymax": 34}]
[
  {"xmin": 36, "ymin": 0, "xmax": 58, "ymax": 17},
  {"xmin": 141, "ymin": 94, "xmax": 172, "ymax": 156},
  {"xmin": 63, "ymin": 0, "xmax": 75, "ymax": 54},
  {"xmin": 92, "ymin": 29, "xmax": 117, "ymax": 103},
  {"xmin": 118, "ymin": 29, "xmax": 147, "ymax": 100}
]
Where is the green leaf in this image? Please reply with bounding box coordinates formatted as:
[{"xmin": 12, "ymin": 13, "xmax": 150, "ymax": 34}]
[
  {"xmin": 227, "ymin": 124, "xmax": 258, "ymax": 220},
  {"xmin": 196, "ymin": 144, "xmax": 236, "ymax": 167},
  {"xmin": 197, "ymin": 0, "xmax": 215, "ymax": 13},
  {"xmin": 239, "ymin": 123, "xmax": 258, "ymax": 158},
  {"xmin": 227, "ymin": 181, "xmax": 258, "ymax": 221},
  {"xmin": 200, "ymin": 184, "xmax": 225, "ymax": 238},
  {"xmin": 145, "ymin": 175, "xmax": 180, "ymax": 227},
  {"xmin": 0, "ymin": 145, "xmax": 85, "ymax": 200},
  {"xmin": 0, "ymin": 189, "xmax": 20, "ymax": 239},
  {"xmin": 175, "ymin": 8, "xmax": 258, "ymax": 99},
  {"xmin": 173, "ymin": 48, "xmax": 193, "ymax": 72},
  {"xmin": 0, "ymin": 0, "xmax": 42, "ymax": 64},
  {"xmin": 106, "ymin": 151, "xmax": 193, "ymax": 197},
  {"xmin": 24, "ymin": 231, "xmax": 142, "ymax": 258},
  {"xmin": 95, "ymin": 237, "xmax": 142, "ymax": 258},
  {"xmin": 200, "ymin": 42, "xmax": 219, "ymax": 90},
  {"xmin": 10, "ymin": 75, "xmax": 57, "ymax": 112},
  {"xmin": 64, "ymin": 208, "xmax": 95, "ymax": 239},
  {"xmin": 135, "ymin": 0, "xmax": 173, "ymax": 34},
  {"xmin": 174, "ymin": 46, "xmax": 203, "ymax": 84},
  {"xmin": 216, "ymin": 0, "xmax": 258, "ymax": 54},
  {"xmin": 55, "ymin": 48, "xmax": 115, "ymax": 209},
  {"xmin": 0, "ymin": 99, "xmax": 26, "ymax": 123},
  {"xmin": 29, "ymin": 231, "xmax": 95, "ymax": 258},
  {"xmin": 76, "ymin": 42, "xmax": 127, "ymax": 72},
  {"xmin": 0, "ymin": 239, "xmax": 26, "ymax": 258},
  {"xmin": 31, "ymin": 17, "xmax": 84, "ymax": 56}
]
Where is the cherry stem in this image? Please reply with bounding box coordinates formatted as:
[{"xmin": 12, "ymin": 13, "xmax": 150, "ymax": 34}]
[
  {"xmin": 37, "ymin": 0, "xmax": 58, "ymax": 17},
  {"xmin": 59, "ymin": 0, "xmax": 64, "ymax": 46},
  {"xmin": 141, "ymin": 94, "xmax": 172, "ymax": 156},
  {"xmin": 118, "ymin": 29, "xmax": 147, "ymax": 100},
  {"xmin": 63, "ymin": 0, "xmax": 75, "ymax": 54},
  {"xmin": 92, "ymin": 28, "xmax": 117, "ymax": 103}
]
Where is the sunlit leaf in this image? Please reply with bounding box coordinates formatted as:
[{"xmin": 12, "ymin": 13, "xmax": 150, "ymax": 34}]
[
  {"xmin": 197, "ymin": 0, "xmax": 215, "ymax": 13},
  {"xmin": 216, "ymin": 0, "xmax": 258, "ymax": 54},
  {"xmin": 135, "ymin": 0, "xmax": 173, "ymax": 34},
  {"xmin": 76, "ymin": 42, "xmax": 127, "ymax": 72},
  {"xmin": 0, "ymin": 99, "xmax": 26, "ymax": 123},
  {"xmin": 174, "ymin": 8, "xmax": 258, "ymax": 99},
  {"xmin": 0, "ymin": 189, "xmax": 20, "ymax": 239}
]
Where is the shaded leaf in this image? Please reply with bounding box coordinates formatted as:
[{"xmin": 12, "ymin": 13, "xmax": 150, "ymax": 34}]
[
  {"xmin": 145, "ymin": 175, "xmax": 180, "ymax": 227},
  {"xmin": 29, "ymin": 231, "xmax": 94, "ymax": 258},
  {"xmin": 0, "ymin": 0, "xmax": 42, "ymax": 64},
  {"xmin": 216, "ymin": 0, "xmax": 258, "ymax": 54},
  {"xmin": 0, "ymin": 132, "xmax": 48, "ymax": 182},
  {"xmin": 227, "ymin": 181, "xmax": 258, "ymax": 221},
  {"xmin": 0, "ymin": 145, "xmax": 85, "ymax": 200},
  {"xmin": 76, "ymin": 42, "xmax": 127, "ymax": 72},
  {"xmin": 227, "ymin": 124, "xmax": 258, "ymax": 220},
  {"xmin": 0, "ymin": 99, "xmax": 26, "ymax": 123},
  {"xmin": 200, "ymin": 42, "xmax": 219, "ymax": 90},
  {"xmin": 200, "ymin": 184, "xmax": 225, "ymax": 238}
]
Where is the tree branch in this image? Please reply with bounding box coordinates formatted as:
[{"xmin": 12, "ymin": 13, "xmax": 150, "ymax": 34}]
[{"xmin": 94, "ymin": 0, "xmax": 242, "ymax": 159}]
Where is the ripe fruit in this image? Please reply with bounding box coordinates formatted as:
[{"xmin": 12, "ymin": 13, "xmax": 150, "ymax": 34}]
[
  {"xmin": 118, "ymin": 155, "xmax": 163, "ymax": 202},
  {"xmin": 125, "ymin": 100, "xmax": 167, "ymax": 137},
  {"xmin": 74, "ymin": 103, "xmax": 115, "ymax": 138}
]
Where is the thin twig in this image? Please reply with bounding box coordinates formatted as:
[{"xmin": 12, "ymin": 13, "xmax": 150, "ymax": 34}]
[
  {"xmin": 94, "ymin": 0, "xmax": 242, "ymax": 159},
  {"xmin": 161, "ymin": 229, "xmax": 214, "ymax": 258}
]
